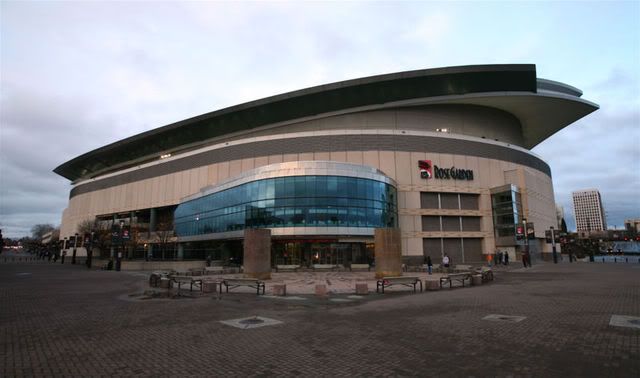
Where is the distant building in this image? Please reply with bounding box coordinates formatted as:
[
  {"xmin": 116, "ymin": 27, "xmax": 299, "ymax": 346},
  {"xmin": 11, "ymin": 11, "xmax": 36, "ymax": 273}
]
[
  {"xmin": 556, "ymin": 205, "xmax": 565, "ymax": 229},
  {"xmin": 572, "ymin": 189, "xmax": 607, "ymax": 232},
  {"xmin": 625, "ymin": 219, "xmax": 640, "ymax": 233}
]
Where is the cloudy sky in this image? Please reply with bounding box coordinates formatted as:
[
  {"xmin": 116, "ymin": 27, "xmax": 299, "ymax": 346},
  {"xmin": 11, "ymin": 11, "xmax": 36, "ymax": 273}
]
[{"xmin": 1, "ymin": 1, "xmax": 638, "ymax": 238}]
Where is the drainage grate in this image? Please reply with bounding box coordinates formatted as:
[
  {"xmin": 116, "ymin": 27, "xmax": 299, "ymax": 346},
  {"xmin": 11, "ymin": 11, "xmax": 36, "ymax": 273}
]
[
  {"xmin": 482, "ymin": 314, "xmax": 527, "ymax": 323},
  {"xmin": 220, "ymin": 316, "xmax": 283, "ymax": 330},
  {"xmin": 609, "ymin": 315, "xmax": 640, "ymax": 330}
]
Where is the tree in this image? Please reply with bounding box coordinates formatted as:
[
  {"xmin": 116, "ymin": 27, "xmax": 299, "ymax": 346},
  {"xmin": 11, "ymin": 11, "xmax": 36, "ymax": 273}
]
[
  {"xmin": 155, "ymin": 216, "xmax": 175, "ymax": 260},
  {"xmin": 31, "ymin": 224, "xmax": 55, "ymax": 240}
]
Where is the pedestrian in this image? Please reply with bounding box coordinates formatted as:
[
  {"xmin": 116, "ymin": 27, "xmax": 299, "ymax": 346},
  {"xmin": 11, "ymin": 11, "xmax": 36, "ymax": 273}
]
[
  {"xmin": 426, "ymin": 255, "xmax": 433, "ymax": 274},
  {"xmin": 521, "ymin": 250, "xmax": 528, "ymax": 268},
  {"xmin": 443, "ymin": 254, "xmax": 450, "ymax": 272},
  {"xmin": 504, "ymin": 251, "xmax": 509, "ymax": 265},
  {"xmin": 206, "ymin": 254, "xmax": 212, "ymax": 267},
  {"xmin": 61, "ymin": 250, "xmax": 66, "ymax": 264},
  {"xmin": 494, "ymin": 249, "xmax": 499, "ymax": 266}
]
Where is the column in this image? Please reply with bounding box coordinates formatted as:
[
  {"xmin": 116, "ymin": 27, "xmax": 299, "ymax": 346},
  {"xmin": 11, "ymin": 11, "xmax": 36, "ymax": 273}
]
[
  {"xmin": 374, "ymin": 228, "xmax": 402, "ymax": 279},
  {"xmin": 243, "ymin": 229, "xmax": 271, "ymax": 280}
]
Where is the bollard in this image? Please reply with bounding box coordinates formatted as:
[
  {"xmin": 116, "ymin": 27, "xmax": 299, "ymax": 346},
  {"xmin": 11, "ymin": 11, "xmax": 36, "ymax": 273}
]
[{"xmin": 614, "ymin": 258, "xmax": 616, "ymax": 263}]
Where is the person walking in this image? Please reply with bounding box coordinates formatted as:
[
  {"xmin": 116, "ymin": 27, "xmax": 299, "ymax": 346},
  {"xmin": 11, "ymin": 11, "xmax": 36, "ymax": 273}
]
[
  {"xmin": 426, "ymin": 255, "xmax": 433, "ymax": 274},
  {"xmin": 504, "ymin": 251, "xmax": 509, "ymax": 265},
  {"xmin": 61, "ymin": 250, "xmax": 66, "ymax": 264},
  {"xmin": 443, "ymin": 254, "xmax": 450, "ymax": 272}
]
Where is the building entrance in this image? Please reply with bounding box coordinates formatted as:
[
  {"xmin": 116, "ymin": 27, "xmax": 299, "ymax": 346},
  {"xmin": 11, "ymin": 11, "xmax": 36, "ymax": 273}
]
[{"xmin": 272, "ymin": 240, "xmax": 372, "ymax": 267}]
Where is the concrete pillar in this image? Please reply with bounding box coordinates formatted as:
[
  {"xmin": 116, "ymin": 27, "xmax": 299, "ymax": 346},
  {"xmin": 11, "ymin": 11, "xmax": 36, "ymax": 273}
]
[
  {"xmin": 149, "ymin": 208, "xmax": 157, "ymax": 235},
  {"xmin": 374, "ymin": 228, "xmax": 402, "ymax": 279},
  {"xmin": 177, "ymin": 243, "xmax": 184, "ymax": 260},
  {"xmin": 243, "ymin": 229, "xmax": 271, "ymax": 280}
]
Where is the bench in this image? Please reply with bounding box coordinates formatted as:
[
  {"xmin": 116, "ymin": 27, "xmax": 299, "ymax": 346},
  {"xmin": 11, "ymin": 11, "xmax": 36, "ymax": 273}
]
[
  {"xmin": 312, "ymin": 264, "xmax": 338, "ymax": 271},
  {"xmin": 349, "ymin": 263, "xmax": 370, "ymax": 272},
  {"xmin": 439, "ymin": 272, "xmax": 472, "ymax": 288},
  {"xmin": 275, "ymin": 264, "xmax": 300, "ymax": 272},
  {"xmin": 376, "ymin": 276, "xmax": 423, "ymax": 293},
  {"xmin": 474, "ymin": 267, "xmax": 494, "ymax": 282},
  {"xmin": 454, "ymin": 265, "xmax": 473, "ymax": 272},
  {"xmin": 220, "ymin": 278, "xmax": 265, "ymax": 295},
  {"xmin": 189, "ymin": 268, "xmax": 204, "ymax": 276},
  {"xmin": 170, "ymin": 275, "xmax": 203, "ymax": 292},
  {"xmin": 204, "ymin": 266, "xmax": 224, "ymax": 275}
]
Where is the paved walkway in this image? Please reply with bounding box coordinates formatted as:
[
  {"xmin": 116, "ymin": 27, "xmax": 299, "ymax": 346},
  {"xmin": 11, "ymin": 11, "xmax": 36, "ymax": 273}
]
[{"xmin": 1, "ymin": 260, "xmax": 638, "ymax": 377}]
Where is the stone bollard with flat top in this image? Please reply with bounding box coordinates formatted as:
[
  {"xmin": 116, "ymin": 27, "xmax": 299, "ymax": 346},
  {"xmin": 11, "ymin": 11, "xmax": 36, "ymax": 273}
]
[
  {"xmin": 425, "ymin": 280, "xmax": 440, "ymax": 291},
  {"xmin": 202, "ymin": 281, "xmax": 218, "ymax": 293},
  {"xmin": 355, "ymin": 283, "xmax": 369, "ymax": 295},
  {"xmin": 315, "ymin": 284, "xmax": 328, "ymax": 297},
  {"xmin": 272, "ymin": 284, "xmax": 287, "ymax": 296}
]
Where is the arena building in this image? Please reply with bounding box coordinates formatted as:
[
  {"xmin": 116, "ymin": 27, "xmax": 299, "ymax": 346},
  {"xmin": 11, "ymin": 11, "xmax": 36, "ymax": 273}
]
[{"xmin": 54, "ymin": 64, "xmax": 598, "ymax": 268}]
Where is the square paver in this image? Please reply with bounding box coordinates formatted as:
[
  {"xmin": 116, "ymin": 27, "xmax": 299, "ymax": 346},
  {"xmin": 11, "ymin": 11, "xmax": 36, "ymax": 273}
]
[
  {"xmin": 609, "ymin": 315, "xmax": 640, "ymax": 329},
  {"xmin": 482, "ymin": 314, "xmax": 527, "ymax": 323},
  {"xmin": 220, "ymin": 316, "xmax": 283, "ymax": 330}
]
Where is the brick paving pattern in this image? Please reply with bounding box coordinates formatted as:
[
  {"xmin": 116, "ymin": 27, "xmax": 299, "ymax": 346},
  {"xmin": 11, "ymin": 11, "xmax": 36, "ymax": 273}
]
[{"xmin": 1, "ymin": 260, "xmax": 638, "ymax": 377}]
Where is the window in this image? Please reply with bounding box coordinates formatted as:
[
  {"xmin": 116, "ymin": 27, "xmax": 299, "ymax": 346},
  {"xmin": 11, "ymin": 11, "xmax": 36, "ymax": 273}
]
[
  {"xmin": 420, "ymin": 192, "xmax": 439, "ymax": 209},
  {"xmin": 422, "ymin": 216, "xmax": 441, "ymax": 232}
]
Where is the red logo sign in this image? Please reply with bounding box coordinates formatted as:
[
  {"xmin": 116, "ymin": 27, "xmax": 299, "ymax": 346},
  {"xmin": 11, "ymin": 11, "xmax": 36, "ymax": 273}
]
[{"xmin": 418, "ymin": 160, "xmax": 432, "ymax": 179}]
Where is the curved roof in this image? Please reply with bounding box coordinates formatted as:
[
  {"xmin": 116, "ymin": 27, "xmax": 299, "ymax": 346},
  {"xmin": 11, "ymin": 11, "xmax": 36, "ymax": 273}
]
[{"xmin": 53, "ymin": 64, "xmax": 598, "ymax": 181}]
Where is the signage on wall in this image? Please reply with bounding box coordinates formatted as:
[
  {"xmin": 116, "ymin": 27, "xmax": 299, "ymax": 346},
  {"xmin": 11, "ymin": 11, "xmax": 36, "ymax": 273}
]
[{"xmin": 418, "ymin": 160, "xmax": 474, "ymax": 180}]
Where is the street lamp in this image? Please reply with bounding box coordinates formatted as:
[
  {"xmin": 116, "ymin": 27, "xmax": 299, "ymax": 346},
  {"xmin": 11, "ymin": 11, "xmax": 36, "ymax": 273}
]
[
  {"xmin": 61, "ymin": 237, "xmax": 67, "ymax": 264},
  {"xmin": 550, "ymin": 226, "xmax": 558, "ymax": 264},
  {"xmin": 116, "ymin": 220, "xmax": 124, "ymax": 271},
  {"xmin": 86, "ymin": 231, "xmax": 94, "ymax": 269},
  {"xmin": 72, "ymin": 232, "xmax": 78, "ymax": 264},
  {"xmin": 522, "ymin": 218, "xmax": 530, "ymax": 267}
]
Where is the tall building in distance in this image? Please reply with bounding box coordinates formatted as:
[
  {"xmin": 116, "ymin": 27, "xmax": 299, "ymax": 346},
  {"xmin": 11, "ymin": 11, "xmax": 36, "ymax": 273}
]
[{"xmin": 572, "ymin": 189, "xmax": 607, "ymax": 232}]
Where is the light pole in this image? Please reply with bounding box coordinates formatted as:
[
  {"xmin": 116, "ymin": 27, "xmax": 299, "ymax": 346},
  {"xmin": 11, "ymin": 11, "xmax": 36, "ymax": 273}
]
[
  {"xmin": 523, "ymin": 218, "xmax": 530, "ymax": 267},
  {"xmin": 86, "ymin": 231, "xmax": 94, "ymax": 269},
  {"xmin": 550, "ymin": 226, "xmax": 558, "ymax": 264},
  {"xmin": 115, "ymin": 221, "xmax": 124, "ymax": 271},
  {"xmin": 61, "ymin": 237, "xmax": 67, "ymax": 264},
  {"xmin": 72, "ymin": 233, "xmax": 78, "ymax": 264}
]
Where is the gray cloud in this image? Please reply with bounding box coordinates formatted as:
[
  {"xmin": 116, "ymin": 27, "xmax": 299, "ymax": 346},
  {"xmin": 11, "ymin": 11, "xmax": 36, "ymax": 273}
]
[{"xmin": 1, "ymin": 1, "xmax": 638, "ymax": 238}]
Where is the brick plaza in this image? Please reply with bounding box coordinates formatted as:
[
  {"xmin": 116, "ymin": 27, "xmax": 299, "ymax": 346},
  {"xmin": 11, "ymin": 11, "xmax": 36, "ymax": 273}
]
[{"xmin": 1, "ymin": 261, "xmax": 638, "ymax": 377}]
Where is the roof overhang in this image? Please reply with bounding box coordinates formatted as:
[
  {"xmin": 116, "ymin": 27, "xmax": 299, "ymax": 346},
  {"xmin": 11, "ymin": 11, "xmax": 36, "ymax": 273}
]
[{"xmin": 53, "ymin": 64, "xmax": 598, "ymax": 181}]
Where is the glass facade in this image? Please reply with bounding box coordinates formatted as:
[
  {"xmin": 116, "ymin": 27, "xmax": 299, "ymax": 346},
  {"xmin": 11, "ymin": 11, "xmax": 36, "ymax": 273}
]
[
  {"xmin": 174, "ymin": 175, "xmax": 397, "ymax": 237},
  {"xmin": 491, "ymin": 185, "xmax": 523, "ymax": 246}
]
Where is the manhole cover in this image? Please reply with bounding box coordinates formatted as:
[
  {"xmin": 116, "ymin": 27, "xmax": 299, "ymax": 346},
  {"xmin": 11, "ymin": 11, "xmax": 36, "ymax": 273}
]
[
  {"xmin": 610, "ymin": 315, "xmax": 640, "ymax": 329},
  {"xmin": 482, "ymin": 314, "xmax": 526, "ymax": 323},
  {"xmin": 239, "ymin": 318, "xmax": 265, "ymax": 325},
  {"xmin": 220, "ymin": 316, "xmax": 283, "ymax": 330}
]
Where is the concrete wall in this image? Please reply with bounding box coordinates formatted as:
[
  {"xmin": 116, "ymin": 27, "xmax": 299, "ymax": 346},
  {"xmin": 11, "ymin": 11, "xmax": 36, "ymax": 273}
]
[{"xmin": 60, "ymin": 108, "xmax": 557, "ymax": 261}]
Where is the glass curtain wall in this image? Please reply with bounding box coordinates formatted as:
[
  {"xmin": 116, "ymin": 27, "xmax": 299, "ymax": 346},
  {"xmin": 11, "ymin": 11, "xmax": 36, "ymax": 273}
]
[
  {"xmin": 491, "ymin": 185, "xmax": 523, "ymax": 246},
  {"xmin": 174, "ymin": 175, "xmax": 398, "ymax": 237}
]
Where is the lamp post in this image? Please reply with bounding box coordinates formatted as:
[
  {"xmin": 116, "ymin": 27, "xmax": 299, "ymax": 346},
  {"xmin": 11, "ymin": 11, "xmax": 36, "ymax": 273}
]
[
  {"xmin": 71, "ymin": 232, "xmax": 78, "ymax": 264},
  {"xmin": 522, "ymin": 218, "xmax": 530, "ymax": 267},
  {"xmin": 550, "ymin": 226, "xmax": 558, "ymax": 264},
  {"xmin": 61, "ymin": 237, "xmax": 67, "ymax": 264},
  {"xmin": 116, "ymin": 221, "xmax": 124, "ymax": 271},
  {"xmin": 86, "ymin": 231, "xmax": 94, "ymax": 269}
]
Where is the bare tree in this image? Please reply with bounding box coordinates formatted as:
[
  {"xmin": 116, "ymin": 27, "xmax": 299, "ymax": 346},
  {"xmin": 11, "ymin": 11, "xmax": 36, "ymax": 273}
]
[{"xmin": 31, "ymin": 224, "xmax": 55, "ymax": 239}]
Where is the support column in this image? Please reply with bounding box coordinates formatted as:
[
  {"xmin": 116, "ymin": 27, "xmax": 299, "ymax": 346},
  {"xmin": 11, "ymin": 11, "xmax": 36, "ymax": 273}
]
[
  {"xmin": 243, "ymin": 229, "xmax": 271, "ymax": 280},
  {"xmin": 149, "ymin": 208, "xmax": 157, "ymax": 237},
  {"xmin": 177, "ymin": 243, "xmax": 184, "ymax": 260},
  {"xmin": 374, "ymin": 228, "xmax": 402, "ymax": 279}
]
